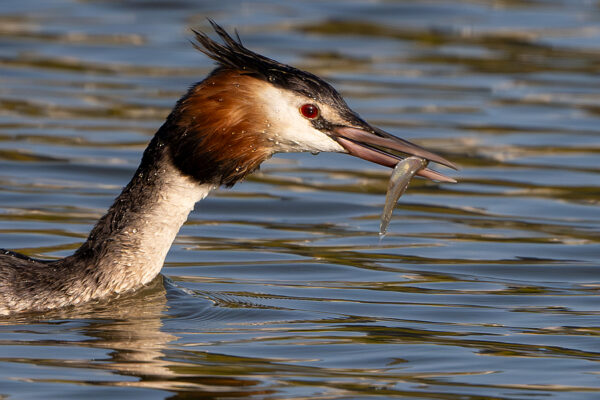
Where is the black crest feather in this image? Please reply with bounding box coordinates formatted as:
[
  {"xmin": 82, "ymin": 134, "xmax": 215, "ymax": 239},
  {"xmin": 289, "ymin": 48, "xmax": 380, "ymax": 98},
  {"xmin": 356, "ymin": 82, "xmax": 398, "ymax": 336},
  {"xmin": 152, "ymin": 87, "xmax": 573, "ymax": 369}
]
[{"xmin": 192, "ymin": 20, "xmax": 349, "ymax": 108}]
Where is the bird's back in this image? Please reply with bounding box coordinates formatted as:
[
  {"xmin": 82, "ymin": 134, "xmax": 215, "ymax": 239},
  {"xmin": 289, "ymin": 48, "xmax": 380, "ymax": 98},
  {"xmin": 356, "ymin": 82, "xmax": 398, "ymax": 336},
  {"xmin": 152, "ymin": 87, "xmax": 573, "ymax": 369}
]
[{"xmin": 0, "ymin": 250, "xmax": 60, "ymax": 315}]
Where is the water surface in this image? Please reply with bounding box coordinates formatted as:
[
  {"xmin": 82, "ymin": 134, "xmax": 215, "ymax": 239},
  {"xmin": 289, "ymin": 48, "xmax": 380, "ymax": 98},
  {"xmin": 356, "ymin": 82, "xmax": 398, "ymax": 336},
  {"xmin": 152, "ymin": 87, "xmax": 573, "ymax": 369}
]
[{"xmin": 1, "ymin": 0, "xmax": 599, "ymax": 399}]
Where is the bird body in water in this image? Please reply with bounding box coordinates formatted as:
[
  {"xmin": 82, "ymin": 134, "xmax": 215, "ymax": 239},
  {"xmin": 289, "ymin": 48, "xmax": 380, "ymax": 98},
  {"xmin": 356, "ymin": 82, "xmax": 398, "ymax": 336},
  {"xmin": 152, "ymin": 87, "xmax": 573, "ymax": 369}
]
[{"xmin": 0, "ymin": 22, "xmax": 456, "ymax": 316}]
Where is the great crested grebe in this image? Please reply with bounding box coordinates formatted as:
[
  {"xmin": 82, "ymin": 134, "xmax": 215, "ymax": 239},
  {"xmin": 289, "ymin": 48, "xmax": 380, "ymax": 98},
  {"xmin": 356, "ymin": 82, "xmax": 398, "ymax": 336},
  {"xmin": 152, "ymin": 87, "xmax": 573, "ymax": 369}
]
[{"xmin": 0, "ymin": 22, "xmax": 456, "ymax": 315}]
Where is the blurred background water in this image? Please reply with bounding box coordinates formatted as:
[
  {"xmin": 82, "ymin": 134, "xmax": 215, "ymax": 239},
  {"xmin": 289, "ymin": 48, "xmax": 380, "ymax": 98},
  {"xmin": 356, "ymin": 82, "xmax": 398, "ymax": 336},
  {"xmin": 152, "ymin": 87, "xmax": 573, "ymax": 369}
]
[{"xmin": 1, "ymin": 0, "xmax": 599, "ymax": 398}]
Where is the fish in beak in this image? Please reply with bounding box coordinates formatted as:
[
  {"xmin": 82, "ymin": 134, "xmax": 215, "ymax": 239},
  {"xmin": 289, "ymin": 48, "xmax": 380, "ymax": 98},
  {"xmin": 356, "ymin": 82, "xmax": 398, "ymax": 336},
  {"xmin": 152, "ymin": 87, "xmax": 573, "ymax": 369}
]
[{"xmin": 332, "ymin": 125, "xmax": 458, "ymax": 183}]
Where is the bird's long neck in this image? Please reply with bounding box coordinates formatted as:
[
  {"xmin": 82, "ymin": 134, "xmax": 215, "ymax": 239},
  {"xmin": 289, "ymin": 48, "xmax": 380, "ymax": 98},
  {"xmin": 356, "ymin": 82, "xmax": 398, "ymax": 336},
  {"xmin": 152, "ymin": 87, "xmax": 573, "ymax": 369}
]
[
  {"xmin": 16, "ymin": 73, "xmax": 276, "ymax": 312},
  {"xmin": 57, "ymin": 133, "xmax": 213, "ymax": 300}
]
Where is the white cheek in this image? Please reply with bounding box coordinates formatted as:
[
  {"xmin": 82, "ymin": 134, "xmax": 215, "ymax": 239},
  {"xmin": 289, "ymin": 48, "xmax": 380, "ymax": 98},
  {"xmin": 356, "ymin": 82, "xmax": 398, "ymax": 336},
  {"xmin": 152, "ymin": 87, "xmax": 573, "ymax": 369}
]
[{"xmin": 259, "ymin": 86, "xmax": 345, "ymax": 153}]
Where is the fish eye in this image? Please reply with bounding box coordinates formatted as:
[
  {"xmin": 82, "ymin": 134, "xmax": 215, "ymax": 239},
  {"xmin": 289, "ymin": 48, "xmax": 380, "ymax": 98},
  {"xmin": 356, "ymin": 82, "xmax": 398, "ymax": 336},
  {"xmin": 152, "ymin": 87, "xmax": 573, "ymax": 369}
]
[{"xmin": 299, "ymin": 103, "xmax": 319, "ymax": 119}]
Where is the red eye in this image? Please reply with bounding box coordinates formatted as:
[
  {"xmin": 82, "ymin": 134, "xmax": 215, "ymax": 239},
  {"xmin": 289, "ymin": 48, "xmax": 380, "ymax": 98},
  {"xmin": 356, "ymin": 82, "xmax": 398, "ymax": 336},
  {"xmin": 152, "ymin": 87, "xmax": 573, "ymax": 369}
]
[{"xmin": 300, "ymin": 103, "xmax": 319, "ymax": 119}]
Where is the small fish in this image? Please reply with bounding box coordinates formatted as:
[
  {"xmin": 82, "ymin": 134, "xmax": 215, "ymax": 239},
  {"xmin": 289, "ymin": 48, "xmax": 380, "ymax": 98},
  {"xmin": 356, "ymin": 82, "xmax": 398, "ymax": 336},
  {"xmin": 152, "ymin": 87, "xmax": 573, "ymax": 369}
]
[{"xmin": 380, "ymin": 156, "xmax": 428, "ymax": 236}]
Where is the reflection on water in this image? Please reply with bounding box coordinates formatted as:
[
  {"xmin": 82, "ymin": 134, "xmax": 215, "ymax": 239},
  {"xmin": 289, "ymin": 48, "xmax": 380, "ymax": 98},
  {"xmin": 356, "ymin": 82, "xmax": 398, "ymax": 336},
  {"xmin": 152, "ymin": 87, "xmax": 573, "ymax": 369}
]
[{"xmin": 1, "ymin": 0, "xmax": 600, "ymax": 398}]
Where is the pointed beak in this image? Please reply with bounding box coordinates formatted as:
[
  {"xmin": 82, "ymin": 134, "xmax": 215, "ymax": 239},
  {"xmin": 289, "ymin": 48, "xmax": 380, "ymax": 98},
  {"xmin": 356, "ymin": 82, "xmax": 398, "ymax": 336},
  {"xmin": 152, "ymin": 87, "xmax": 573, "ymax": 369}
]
[{"xmin": 331, "ymin": 126, "xmax": 458, "ymax": 183}]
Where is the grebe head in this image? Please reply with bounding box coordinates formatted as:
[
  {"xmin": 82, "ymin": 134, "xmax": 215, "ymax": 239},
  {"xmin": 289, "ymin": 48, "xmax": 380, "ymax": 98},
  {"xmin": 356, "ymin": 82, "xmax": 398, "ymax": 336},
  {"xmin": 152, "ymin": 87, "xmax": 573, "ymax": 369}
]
[{"xmin": 165, "ymin": 21, "xmax": 457, "ymax": 187}]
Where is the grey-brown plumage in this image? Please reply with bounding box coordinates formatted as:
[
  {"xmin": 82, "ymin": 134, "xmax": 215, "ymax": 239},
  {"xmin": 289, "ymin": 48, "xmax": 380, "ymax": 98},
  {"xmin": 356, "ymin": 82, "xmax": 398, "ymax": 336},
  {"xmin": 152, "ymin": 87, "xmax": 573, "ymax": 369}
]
[{"xmin": 0, "ymin": 138, "xmax": 211, "ymax": 314}]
